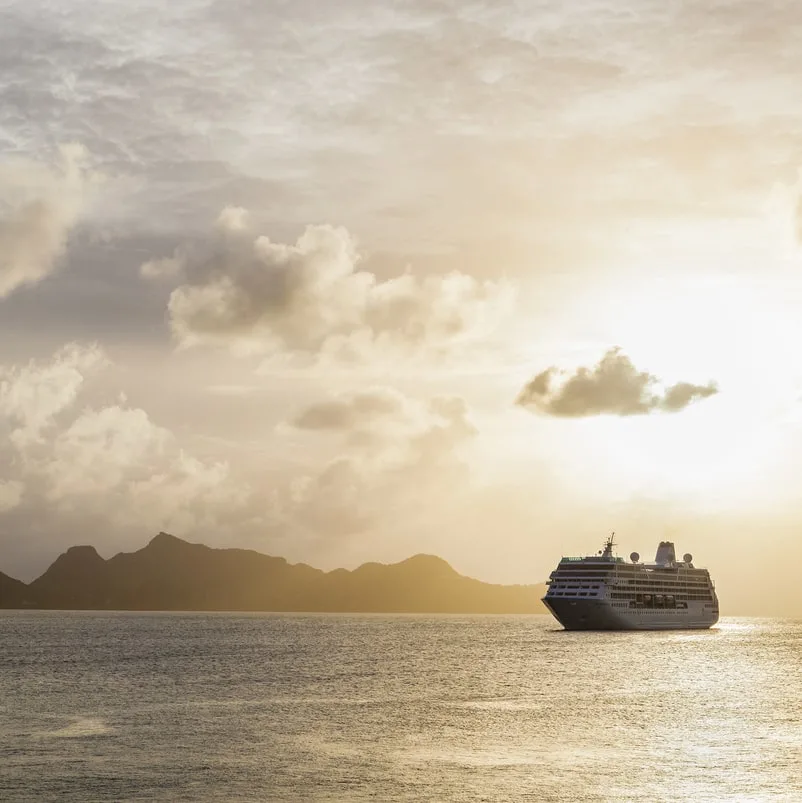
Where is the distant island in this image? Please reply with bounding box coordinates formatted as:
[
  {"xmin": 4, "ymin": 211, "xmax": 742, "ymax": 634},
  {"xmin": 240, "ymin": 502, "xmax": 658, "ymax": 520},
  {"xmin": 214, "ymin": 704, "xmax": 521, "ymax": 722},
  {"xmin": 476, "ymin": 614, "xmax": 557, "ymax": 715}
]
[{"xmin": 0, "ymin": 532, "xmax": 546, "ymax": 613}]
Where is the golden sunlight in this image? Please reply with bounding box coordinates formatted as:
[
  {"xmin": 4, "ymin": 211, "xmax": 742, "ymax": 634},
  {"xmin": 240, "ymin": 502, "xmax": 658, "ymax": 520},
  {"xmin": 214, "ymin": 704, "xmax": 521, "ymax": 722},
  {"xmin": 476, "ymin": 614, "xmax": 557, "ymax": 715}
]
[{"xmin": 542, "ymin": 211, "xmax": 802, "ymax": 509}]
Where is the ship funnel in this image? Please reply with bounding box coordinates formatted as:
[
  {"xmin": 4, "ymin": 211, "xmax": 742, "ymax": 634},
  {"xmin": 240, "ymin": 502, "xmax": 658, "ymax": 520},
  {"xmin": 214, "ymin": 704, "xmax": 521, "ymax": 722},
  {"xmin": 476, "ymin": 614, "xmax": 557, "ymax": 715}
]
[{"xmin": 654, "ymin": 541, "xmax": 676, "ymax": 565}]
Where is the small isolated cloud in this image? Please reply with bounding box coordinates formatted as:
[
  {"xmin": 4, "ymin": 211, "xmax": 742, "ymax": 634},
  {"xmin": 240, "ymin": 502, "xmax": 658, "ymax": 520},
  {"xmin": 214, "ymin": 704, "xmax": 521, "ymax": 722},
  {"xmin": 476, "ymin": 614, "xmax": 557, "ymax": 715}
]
[
  {"xmin": 516, "ymin": 348, "xmax": 718, "ymax": 417},
  {"xmin": 660, "ymin": 381, "xmax": 718, "ymax": 412},
  {"xmin": 144, "ymin": 208, "xmax": 513, "ymax": 364},
  {"xmin": 0, "ymin": 144, "xmax": 95, "ymax": 299}
]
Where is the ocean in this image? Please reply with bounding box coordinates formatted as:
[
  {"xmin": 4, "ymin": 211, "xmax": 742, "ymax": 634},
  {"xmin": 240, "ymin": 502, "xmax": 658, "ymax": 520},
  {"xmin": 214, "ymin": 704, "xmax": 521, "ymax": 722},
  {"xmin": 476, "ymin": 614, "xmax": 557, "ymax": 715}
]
[{"xmin": 1, "ymin": 612, "xmax": 799, "ymax": 802}]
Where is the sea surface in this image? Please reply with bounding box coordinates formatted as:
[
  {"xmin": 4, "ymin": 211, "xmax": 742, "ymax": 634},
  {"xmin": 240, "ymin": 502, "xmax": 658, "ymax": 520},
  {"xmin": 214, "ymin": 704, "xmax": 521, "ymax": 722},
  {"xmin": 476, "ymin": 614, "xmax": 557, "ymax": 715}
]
[{"xmin": 1, "ymin": 613, "xmax": 800, "ymax": 802}]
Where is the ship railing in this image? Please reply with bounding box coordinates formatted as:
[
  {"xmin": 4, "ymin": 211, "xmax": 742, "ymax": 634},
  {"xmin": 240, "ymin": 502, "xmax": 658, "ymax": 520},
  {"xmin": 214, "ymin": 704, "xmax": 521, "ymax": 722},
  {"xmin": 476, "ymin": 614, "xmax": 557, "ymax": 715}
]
[{"xmin": 558, "ymin": 556, "xmax": 624, "ymax": 563}]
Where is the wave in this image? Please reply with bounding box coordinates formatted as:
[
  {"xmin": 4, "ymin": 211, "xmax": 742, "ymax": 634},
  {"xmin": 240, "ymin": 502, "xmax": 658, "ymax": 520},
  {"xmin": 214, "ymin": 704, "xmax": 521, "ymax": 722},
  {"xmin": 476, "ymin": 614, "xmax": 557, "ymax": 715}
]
[{"xmin": 41, "ymin": 717, "xmax": 112, "ymax": 739}]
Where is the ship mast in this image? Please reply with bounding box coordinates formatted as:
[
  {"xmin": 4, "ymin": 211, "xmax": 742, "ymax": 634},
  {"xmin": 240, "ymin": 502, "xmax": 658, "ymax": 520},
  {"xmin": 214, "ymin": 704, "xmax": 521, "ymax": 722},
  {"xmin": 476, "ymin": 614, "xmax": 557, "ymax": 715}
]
[{"xmin": 601, "ymin": 531, "xmax": 616, "ymax": 559}]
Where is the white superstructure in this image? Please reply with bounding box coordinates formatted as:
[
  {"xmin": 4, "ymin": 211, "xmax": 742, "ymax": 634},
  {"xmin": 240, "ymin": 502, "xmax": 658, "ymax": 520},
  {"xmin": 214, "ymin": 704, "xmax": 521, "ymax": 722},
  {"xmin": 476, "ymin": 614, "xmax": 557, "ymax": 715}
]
[{"xmin": 542, "ymin": 534, "xmax": 719, "ymax": 630}]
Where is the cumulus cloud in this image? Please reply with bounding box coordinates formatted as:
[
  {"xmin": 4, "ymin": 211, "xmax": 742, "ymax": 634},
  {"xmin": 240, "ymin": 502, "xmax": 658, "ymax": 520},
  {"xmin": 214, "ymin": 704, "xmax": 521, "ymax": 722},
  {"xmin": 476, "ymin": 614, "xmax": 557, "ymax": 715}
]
[
  {"xmin": 44, "ymin": 406, "xmax": 170, "ymax": 500},
  {"xmin": 279, "ymin": 388, "xmax": 477, "ymax": 540},
  {"xmin": 43, "ymin": 403, "xmax": 249, "ymax": 532},
  {"xmin": 661, "ymin": 381, "xmax": 719, "ymax": 412},
  {"xmin": 0, "ymin": 344, "xmax": 251, "ymax": 557},
  {"xmin": 516, "ymin": 348, "xmax": 718, "ymax": 417},
  {"xmin": 0, "ymin": 347, "xmax": 480, "ymax": 575},
  {"xmin": 144, "ymin": 208, "xmax": 513, "ymax": 363},
  {"xmin": 0, "ymin": 343, "xmax": 107, "ymax": 448},
  {"xmin": 0, "ymin": 144, "xmax": 94, "ymax": 299}
]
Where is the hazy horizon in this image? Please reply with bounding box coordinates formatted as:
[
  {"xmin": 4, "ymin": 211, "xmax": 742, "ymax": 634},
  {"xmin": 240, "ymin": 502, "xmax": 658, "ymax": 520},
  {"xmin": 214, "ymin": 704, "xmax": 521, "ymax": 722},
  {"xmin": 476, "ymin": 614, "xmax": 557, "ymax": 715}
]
[{"xmin": 3, "ymin": 0, "xmax": 802, "ymax": 617}]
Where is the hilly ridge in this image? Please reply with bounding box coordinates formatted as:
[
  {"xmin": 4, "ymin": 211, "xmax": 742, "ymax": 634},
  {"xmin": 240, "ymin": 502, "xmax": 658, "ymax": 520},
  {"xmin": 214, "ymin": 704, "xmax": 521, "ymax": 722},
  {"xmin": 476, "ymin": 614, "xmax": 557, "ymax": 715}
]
[
  {"xmin": 1, "ymin": 532, "xmax": 546, "ymax": 613},
  {"xmin": 0, "ymin": 569, "xmax": 27, "ymax": 607}
]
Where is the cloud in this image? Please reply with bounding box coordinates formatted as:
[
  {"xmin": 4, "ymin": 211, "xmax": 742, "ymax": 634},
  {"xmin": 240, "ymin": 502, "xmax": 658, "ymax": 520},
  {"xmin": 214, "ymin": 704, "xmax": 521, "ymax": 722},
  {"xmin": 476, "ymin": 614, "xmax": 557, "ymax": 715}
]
[
  {"xmin": 140, "ymin": 251, "xmax": 185, "ymax": 280},
  {"xmin": 290, "ymin": 386, "xmax": 476, "ymax": 453},
  {"xmin": 0, "ymin": 343, "xmax": 107, "ymax": 448},
  {"xmin": 0, "ymin": 144, "xmax": 94, "ymax": 299},
  {"xmin": 0, "ymin": 480, "xmax": 23, "ymax": 512},
  {"xmin": 44, "ymin": 406, "xmax": 170, "ymax": 500},
  {"xmin": 42, "ymin": 403, "xmax": 249, "ymax": 533},
  {"xmin": 516, "ymin": 348, "xmax": 718, "ymax": 417},
  {"xmin": 279, "ymin": 388, "xmax": 477, "ymax": 540},
  {"xmin": 291, "ymin": 387, "xmax": 408, "ymax": 432},
  {"xmin": 145, "ymin": 208, "xmax": 513, "ymax": 363},
  {"xmin": 661, "ymin": 381, "xmax": 719, "ymax": 412},
  {"xmin": 0, "ymin": 348, "xmax": 481, "ymax": 578},
  {"xmin": 0, "ymin": 344, "xmax": 252, "ymax": 564}
]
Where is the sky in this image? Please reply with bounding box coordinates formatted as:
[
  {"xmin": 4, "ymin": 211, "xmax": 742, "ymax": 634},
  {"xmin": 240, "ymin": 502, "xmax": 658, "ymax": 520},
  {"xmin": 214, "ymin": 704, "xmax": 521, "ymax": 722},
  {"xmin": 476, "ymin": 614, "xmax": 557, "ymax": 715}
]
[{"xmin": 2, "ymin": 0, "xmax": 802, "ymax": 614}]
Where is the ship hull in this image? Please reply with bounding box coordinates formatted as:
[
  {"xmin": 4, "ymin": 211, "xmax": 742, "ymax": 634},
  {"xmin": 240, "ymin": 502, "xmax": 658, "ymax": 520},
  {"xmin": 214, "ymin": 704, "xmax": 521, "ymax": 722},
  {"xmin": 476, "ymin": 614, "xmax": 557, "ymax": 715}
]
[{"xmin": 542, "ymin": 597, "xmax": 718, "ymax": 631}]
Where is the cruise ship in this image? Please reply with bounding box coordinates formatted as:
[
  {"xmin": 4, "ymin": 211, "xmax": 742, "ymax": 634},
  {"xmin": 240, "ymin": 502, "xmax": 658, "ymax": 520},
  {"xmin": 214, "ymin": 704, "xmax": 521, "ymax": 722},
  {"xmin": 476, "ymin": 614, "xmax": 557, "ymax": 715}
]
[{"xmin": 542, "ymin": 535, "xmax": 719, "ymax": 630}]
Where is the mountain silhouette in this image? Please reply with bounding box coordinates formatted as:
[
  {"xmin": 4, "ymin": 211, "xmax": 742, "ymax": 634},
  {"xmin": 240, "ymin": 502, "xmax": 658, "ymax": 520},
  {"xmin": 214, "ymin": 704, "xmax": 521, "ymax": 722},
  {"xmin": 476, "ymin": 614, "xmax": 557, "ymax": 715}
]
[
  {"xmin": 0, "ymin": 532, "xmax": 546, "ymax": 612},
  {"xmin": 28, "ymin": 545, "xmax": 111, "ymax": 609},
  {"xmin": 0, "ymin": 569, "xmax": 28, "ymax": 608}
]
